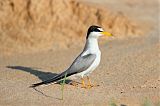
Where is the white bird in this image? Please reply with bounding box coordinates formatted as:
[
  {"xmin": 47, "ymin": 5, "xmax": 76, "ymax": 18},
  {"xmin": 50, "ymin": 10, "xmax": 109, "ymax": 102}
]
[{"xmin": 31, "ymin": 25, "xmax": 112, "ymax": 88}]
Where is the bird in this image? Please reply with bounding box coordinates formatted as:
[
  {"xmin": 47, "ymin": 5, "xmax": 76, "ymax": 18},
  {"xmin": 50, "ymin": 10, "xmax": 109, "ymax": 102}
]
[{"xmin": 30, "ymin": 25, "xmax": 112, "ymax": 88}]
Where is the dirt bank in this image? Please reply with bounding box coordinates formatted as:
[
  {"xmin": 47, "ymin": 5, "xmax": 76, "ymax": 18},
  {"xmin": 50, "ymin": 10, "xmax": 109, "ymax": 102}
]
[{"xmin": 0, "ymin": 0, "xmax": 145, "ymax": 55}]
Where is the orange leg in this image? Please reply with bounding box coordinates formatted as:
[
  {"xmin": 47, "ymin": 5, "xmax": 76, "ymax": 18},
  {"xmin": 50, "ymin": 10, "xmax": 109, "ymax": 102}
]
[
  {"xmin": 81, "ymin": 78, "xmax": 86, "ymax": 88},
  {"xmin": 87, "ymin": 76, "xmax": 93, "ymax": 88},
  {"xmin": 87, "ymin": 76, "xmax": 100, "ymax": 88}
]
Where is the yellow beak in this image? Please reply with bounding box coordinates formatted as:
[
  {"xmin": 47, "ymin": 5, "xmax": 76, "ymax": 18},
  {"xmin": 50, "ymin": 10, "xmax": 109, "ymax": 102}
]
[{"xmin": 101, "ymin": 32, "xmax": 113, "ymax": 37}]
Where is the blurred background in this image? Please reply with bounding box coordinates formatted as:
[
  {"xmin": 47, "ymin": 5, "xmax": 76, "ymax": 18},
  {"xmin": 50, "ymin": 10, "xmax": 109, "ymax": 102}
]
[{"xmin": 0, "ymin": 0, "xmax": 158, "ymax": 55}]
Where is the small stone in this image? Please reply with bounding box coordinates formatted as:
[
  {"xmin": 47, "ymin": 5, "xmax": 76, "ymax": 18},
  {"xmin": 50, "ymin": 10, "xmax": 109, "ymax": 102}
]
[{"xmin": 120, "ymin": 91, "xmax": 124, "ymax": 93}]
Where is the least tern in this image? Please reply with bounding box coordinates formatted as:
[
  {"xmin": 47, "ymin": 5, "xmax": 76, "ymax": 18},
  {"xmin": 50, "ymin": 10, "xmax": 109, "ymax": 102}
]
[{"xmin": 31, "ymin": 25, "xmax": 112, "ymax": 88}]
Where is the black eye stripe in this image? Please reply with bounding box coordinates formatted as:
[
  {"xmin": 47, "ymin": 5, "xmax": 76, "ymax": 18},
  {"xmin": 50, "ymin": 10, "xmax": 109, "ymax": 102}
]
[
  {"xmin": 86, "ymin": 25, "xmax": 103, "ymax": 39},
  {"xmin": 93, "ymin": 28, "xmax": 102, "ymax": 32}
]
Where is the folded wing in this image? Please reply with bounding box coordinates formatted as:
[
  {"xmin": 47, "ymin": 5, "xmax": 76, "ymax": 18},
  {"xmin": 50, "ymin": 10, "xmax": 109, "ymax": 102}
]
[{"xmin": 30, "ymin": 53, "xmax": 96, "ymax": 87}]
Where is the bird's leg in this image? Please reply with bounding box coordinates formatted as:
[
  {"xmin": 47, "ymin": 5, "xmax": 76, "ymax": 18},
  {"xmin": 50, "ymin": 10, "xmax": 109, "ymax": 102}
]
[
  {"xmin": 81, "ymin": 78, "xmax": 86, "ymax": 88},
  {"xmin": 87, "ymin": 76, "xmax": 100, "ymax": 88},
  {"xmin": 87, "ymin": 76, "xmax": 93, "ymax": 88}
]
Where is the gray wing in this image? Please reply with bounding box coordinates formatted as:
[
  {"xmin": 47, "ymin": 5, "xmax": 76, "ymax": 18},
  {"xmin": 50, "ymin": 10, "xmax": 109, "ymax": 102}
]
[
  {"xmin": 30, "ymin": 53, "xmax": 96, "ymax": 87},
  {"xmin": 65, "ymin": 53, "xmax": 96, "ymax": 76}
]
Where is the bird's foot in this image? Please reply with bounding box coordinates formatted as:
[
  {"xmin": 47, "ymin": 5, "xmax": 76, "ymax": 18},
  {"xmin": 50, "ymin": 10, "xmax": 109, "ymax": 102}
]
[
  {"xmin": 81, "ymin": 84, "xmax": 96, "ymax": 89},
  {"xmin": 87, "ymin": 84, "xmax": 100, "ymax": 88},
  {"xmin": 87, "ymin": 84, "xmax": 94, "ymax": 88},
  {"xmin": 80, "ymin": 77, "xmax": 100, "ymax": 89},
  {"xmin": 86, "ymin": 76, "xmax": 99, "ymax": 89},
  {"xmin": 81, "ymin": 86, "xmax": 88, "ymax": 89}
]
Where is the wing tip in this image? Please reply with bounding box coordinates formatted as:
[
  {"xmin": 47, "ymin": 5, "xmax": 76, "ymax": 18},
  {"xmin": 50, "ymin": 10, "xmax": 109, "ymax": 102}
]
[
  {"xmin": 29, "ymin": 84, "xmax": 38, "ymax": 88},
  {"xmin": 29, "ymin": 82, "xmax": 44, "ymax": 88}
]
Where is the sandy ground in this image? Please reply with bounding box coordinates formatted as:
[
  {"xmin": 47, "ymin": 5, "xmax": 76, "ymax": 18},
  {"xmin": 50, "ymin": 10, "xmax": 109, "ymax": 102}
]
[
  {"xmin": 0, "ymin": 35, "xmax": 159, "ymax": 106},
  {"xmin": 0, "ymin": 0, "xmax": 159, "ymax": 106}
]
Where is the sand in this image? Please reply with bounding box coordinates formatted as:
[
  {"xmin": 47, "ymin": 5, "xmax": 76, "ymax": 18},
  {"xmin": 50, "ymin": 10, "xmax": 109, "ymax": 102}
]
[{"xmin": 0, "ymin": 0, "xmax": 159, "ymax": 106}]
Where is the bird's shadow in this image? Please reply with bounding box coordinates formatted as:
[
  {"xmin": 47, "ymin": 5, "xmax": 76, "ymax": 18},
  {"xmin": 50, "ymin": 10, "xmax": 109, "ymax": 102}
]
[
  {"xmin": 6, "ymin": 65, "xmax": 72, "ymax": 84},
  {"xmin": 6, "ymin": 65, "xmax": 73, "ymax": 98}
]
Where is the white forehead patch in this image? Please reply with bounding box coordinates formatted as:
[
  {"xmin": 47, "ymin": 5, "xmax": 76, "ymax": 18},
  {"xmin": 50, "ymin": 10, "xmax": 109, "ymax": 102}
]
[{"xmin": 98, "ymin": 28, "xmax": 104, "ymax": 32}]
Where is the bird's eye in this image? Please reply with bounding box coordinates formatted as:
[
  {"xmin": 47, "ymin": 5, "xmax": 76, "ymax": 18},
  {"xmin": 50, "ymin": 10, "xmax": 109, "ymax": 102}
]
[{"xmin": 94, "ymin": 28, "xmax": 102, "ymax": 32}]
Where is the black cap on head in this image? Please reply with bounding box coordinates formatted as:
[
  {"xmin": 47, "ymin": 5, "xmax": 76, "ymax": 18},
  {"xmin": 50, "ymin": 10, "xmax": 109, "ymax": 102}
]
[{"xmin": 86, "ymin": 25, "xmax": 102, "ymax": 39}]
